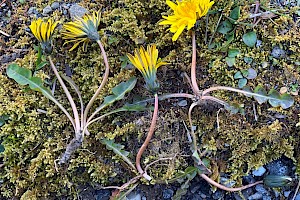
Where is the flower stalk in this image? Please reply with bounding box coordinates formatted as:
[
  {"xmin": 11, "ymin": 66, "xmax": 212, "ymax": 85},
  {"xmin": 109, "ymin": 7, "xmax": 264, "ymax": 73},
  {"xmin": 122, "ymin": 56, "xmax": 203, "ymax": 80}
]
[{"xmin": 136, "ymin": 93, "xmax": 159, "ymax": 181}]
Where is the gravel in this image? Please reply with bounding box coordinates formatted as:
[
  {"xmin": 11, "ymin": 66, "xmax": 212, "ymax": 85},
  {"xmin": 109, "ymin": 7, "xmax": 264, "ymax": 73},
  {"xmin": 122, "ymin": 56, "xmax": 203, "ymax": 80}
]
[
  {"xmin": 69, "ymin": 4, "xmax": 87, "ymax": 19},
  {"xmin": 42, "ymin": 5, "xmax": 53, "ymax": 15}
]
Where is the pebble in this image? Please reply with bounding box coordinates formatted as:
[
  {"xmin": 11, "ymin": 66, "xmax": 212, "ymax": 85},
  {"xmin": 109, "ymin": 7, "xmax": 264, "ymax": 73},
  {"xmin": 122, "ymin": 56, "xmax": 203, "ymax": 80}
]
[
  {"xmin": 69, "ymin": 4, "xmax": 87, "ymax": 19},
  {"xmin": 252, "ymin": 166, "xmax": 266, "ymax": 176},
  {"xmin": 178, "ymin": 100, "xmax": 187, "ymax": 107},
  {"xmin": 126, "ymin": 192, "xmax": 141, "ymax": 200},
  {"xmin": 271, "ymin": 46, "xmax": 286, "ymax": 59},
  {"xmin": 267, "ymin": 160, "xmax": 289, "ymax": 176},
  {"xmin": 51, "ymin": 2, "xmax": 60, "ymax": 10},
  {"xmin": 248, "ymin": 192, "xmax": 263, "ymax": 200},
  {"xmin": 256, "ymin": 40, "xmax": 263, "ymax": 47},
  {"xmin": 212, "ymin": 190, "xmax": 224, "ymax": 199},
  {"xmin": 95, "ymin": 189, "xmax": 110, "ymax": 200},
  {"xmin": 28, "ymin": 7, "xmax": 38, "ymax": 15},
  {"xmin": 243, "ymin": 175, "xmax": 256, "ymax": 184},
  {"xmin": 220, "ymin": 177, "xmax": 236, "ymax": 188},
  {"xmin": 280, "ymin": 87, "xmax": 288, "ymax": 94},
  {"xmin": 284, "ymin": 191, "xmax": 291, "ymax": 197},
  {"xmin": 42, "ymin": 5, "xmax": 53, "ymax": 15},
  {"xmin": 162, "ymin": 188, "xmax": 174, "ymax": 199},
  {"xmin": 255, "ymin": 184, "xmax": 269, "ymax": 195}
]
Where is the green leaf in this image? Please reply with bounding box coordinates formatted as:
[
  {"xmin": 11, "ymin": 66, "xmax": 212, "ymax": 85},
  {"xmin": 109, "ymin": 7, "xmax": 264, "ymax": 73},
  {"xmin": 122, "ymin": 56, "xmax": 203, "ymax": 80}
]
[
  {"xmin": 217, "ymin": 20, "xmax": 233, "ymax": 34},
  {"xmin": 279, "ymin": 93, "xmax": 294, "ymax": 109},
  {"xmin": 225, "ymin": 57, "xmax": 235, "ymax": 67},
  {"xmin": 268, "ymin": 89, "xmax": 281, "ymax": 107},
  {"xmin": 244, "ymin": 57, "xmax": 253, "ymax": 64},
  {"xmin": 230, "ymin": 6, "xmax": 240, "ymax": 21},
  {"xmin": 241, "ymin": 69, "xmax": 249, "ymax": 77},
  {"xmin": 103, "ymin": 77, "xmax": 137, "ymax": 106},
  {"xmin": 224, "ymin": 103, "xmax": 240, "ymax": 114},
  {"xmin": 120, "ymin": 103, "xmax": 150, "ymax": 112},
  {"xmin": 228, "ymin": 48, "xmax": 240, "ymax": 58},
  {"xmin": 253, "ymin": 85, "xmax": 268, "ymax": 104},
  {"xmin": 0, "ymin": 115, "xmax": 9, "ymax": 127},
  {"xmin": 242, "ymin": 31, "xmax": 257, "ymax": 47},
  {"xmin": 242, "ymin": 86, "xmax": 294, "ymax": 109},
  {"xmin": 234, "ymin": 71, "xmax": 243, "ymax": 79},
  {"xmin": 101, "ymin": 139, "xmax": 135, "ymax": 170},
  {"xmin": 246, "ymin": 68, "xmax": 257, "ymax": 79},
  {"xmin": 36, "ymin": 61, "xmax": 48, "ymax": 71},
  {"xmin": 238, "ymin": 78, "xmax": 247, "ymax": 88},
  {"xmin": 167, "ymin": 166, "xmax": 198, "ymax": 184},
  {"xmin": 7, "ymin": 64, "xmax": 74, "ymax": 123}
]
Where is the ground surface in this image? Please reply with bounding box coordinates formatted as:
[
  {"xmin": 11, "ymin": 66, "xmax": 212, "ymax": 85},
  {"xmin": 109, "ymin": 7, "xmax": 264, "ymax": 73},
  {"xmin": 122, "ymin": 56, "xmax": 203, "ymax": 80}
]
[{"xmin": 1, "ymin": 0, "xmax": 300, "ymax": 199}]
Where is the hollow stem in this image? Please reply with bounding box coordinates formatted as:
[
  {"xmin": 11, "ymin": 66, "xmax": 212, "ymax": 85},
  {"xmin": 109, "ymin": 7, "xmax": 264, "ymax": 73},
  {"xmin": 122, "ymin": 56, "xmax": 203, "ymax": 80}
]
[
  {"xmin": 191, "ymin": 31, "xmax": 200, "ymax": 94},
  {"xmin": 83, "ymin": 40, "xmax": 110, "ymax": 128},
  {"xmin": 136, "ymin": 93, "xmax": 159, "ymax": 181},
  {"xmin": 199, "ymin": 173, "xmax": 263, "ymax": 192},
  {"xmin": 48, "ymin": 56, "xmax": 80, "ymax": 134}
]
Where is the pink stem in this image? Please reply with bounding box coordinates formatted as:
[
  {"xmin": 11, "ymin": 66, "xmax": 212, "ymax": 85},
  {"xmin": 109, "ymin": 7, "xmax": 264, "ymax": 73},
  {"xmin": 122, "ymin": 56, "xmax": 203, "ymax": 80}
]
[{"xmin": 135, "ymin": 93, "xmax": 159, "ymax": 180}]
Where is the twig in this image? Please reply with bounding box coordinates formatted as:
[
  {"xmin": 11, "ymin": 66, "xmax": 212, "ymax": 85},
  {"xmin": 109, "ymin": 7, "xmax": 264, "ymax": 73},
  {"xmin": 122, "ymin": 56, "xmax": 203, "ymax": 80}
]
[
  {"xmin": 182, "ymin": 120, "xmax": 192, "ymax": 143},
  {"xmin": 253, "ymin": 102, "xmax": 258, "ymax": 121},
  {"xmin": 216, "ymin": 108, "xmax": 223, "ymax": 132},
  {"xmin": 135, "ymin": 93, "xmax": 159, "ymax": 181},
  {"xmin": 253, "ymin": 1, "xmax": 260, "ymax": 24},
  {"xmin": 199, "ymin": 173, "xmax": 263, "ymax": 192},
  {"xmin": 292, "ymin": 178, "xmax": 300, "ymax": 200},
  {"xmin": 0, "ymin": 29, "xmax": 10, "ymax": 37}
]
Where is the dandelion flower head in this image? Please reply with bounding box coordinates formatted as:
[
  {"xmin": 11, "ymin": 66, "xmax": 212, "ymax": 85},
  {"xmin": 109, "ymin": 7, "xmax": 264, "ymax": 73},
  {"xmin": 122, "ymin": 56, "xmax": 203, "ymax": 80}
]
[
  {"xmin": 159, "ymin": 0, "xmax": 214, "ymax": 41},
  {"xmin": 127, "ymin": 45, "xmax": 167, "ymax": 92},
  {"xmin": 61, "ymin": 11, "xmax": 101, "ymax": 51},
  {"xmin": 29, "ymin": 18, "xmax": 58, "ymax": 53}
]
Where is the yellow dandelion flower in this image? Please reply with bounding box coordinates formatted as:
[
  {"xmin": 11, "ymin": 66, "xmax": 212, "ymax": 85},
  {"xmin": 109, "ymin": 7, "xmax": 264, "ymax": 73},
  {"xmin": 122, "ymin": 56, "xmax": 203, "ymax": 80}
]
[
  {"xmin": 29, "ymin": 18, "xmax": 58, "ymax": 53},
  {"xmin": 61, "ymin": 11, "xmax": 101, "ymax": 51},
  {"xmin": 127, "ymin": 44, "xmax": 167, "ymax": 92},
  {"xmin": 159, "ymin": 0, "xmax": 214, "ymax": 41}
]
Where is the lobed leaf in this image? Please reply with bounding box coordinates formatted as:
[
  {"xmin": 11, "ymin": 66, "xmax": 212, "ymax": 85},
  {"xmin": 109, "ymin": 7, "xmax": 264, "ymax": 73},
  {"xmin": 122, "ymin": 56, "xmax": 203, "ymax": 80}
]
[
  {"xmin": 242, "ymin": 85, "xmax": 294, "ymax": 109},
  {"xmin": 101, "ymin": 139, "xmax": 135, "ymax": 170},
  {"xmin": 103, "ymin": 77, "xmax": 137, "ymax": 106}
]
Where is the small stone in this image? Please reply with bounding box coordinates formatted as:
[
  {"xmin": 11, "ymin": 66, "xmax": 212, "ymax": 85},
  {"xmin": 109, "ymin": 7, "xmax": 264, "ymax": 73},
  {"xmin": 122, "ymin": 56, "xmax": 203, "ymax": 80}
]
[
  {"xmin": 256, "ymin": 40, "xmax": 263, "ymax": 47},
  {"xmin": 162, "ymin": 188, "xmax": 174, "ymax": 199},
  {"xmin": 28, "ymin": 7, "xmax": 37, "ymax": 15},
  {"xmin": 255, "ymin": 184, "xmax": 268, "ymax": 195},
  {"xmin": 295, "ymin": 194, "xmax": 300, "ymax": 200},
  {"xmin": 178, "ymin": 100, "xmax": 187, "ymax": 107},
  {"xmin": 220, "ymin": 177, "xmax": 236, "ymax": 188},
  {"xmin": 243, "ymin": 175, "xmax": 256, "ymax": 184},
  {"xmin": 271, "ymin": 46, "xmax": 286, "ymax": 59},
  {"xmin": 141, "ymin": 196, "xmax": 146, "ymax": 200},
  {"xmin": 280, "ymin": 87, "xmax": 288, "ymax": 94},
  {"xmin": 95, "ymin": 189, "xmax": 111, "ymax": 200},
  {"xmin": 212, "ymin": 190, "xmax": 224, "ymax": 199},
  {"xmin": 42, "ymin": 5, "xmax": 53, "ymax": 15},
  {"xmin": 51, "ymin": 2, "xmax": 60, "ymax": 10},
  {"xmin": 252, "ymin": 166, "xmax": 266, "ymax": 176},
  {"xmin": 126, "ymin": 192, "xmax": 141, "ymax": 200},
  {"xmin": 261, "ymin": 62, "xmax": 268, "ymax": 69},
  {"xmin": 267, "ymin": 160, "xmax": 289, "ymax": 176},
  {"xmin": 248, "ymin": 192, "xmax": 263, "ymax": 200},
  {"xmin": 69, "ymin": 4, "xmax": 87, "ymax": 19},
  {"xmin": 284, "ymin": 191, "xmax": 291, "ymax": 197},
  {"xmin": 291, "ymin": 90, "xmax": 298, "ymax": 96}
]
